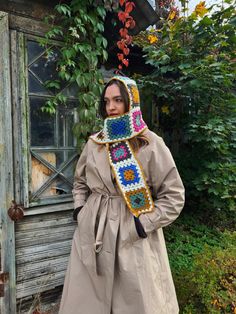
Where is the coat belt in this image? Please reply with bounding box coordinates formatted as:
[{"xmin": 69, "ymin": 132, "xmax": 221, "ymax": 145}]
[
  {"xmin": 79, "ymin": 191, "xmax": 123, "ymax": 276},
  {"xmin": 92, "ymin": 191, "xmax": 122, "ymax": 254}
]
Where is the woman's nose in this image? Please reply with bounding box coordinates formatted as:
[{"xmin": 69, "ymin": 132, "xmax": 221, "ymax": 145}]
[{"xmin": 108, "ymin": 101, "xmax": 115, "ymax": 110}]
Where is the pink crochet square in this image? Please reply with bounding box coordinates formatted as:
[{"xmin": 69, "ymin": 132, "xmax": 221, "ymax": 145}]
[{"xmin": 132, "ymin": 110, "xmax": 145, "ymax": 132}]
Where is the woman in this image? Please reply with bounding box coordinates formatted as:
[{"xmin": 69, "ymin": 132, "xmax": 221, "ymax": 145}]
[{"xmin": 59, "ymin": 76, "xmax": 185, "ymax": 314}]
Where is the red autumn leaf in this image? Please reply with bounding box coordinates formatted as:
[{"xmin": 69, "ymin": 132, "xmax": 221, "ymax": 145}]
[
  {"xmin": 123, "ymin": 47, "xmax": 130, "ymax": 55},
  {"xmin": 119, "ymin": 28, "xmax": 128, "ymax": 38},
  {"xmin": 129, "ymin": 19, "xmax": 136, "ymax": 29},
  {"xmin": 117, "ymin": 53, "xmax": 124, "ymax": 61},
  {"xmin": 118, "ymin": 11, "xmax": 129, "ymax": 23},
  {"xmin": 119, "ymin": 0, "xmax": 126, "ymax": 6},
  {"xmin": 125, "ymin": 18, "xmax": 135, "ymax": 29},
  {"xmin": 122, "ymin": 58, "xmax": 129, "ymax": 67},
  {"xmin": 117, "ymin": 40, "xmax": 126, "ymax": 50},
  {"xmin": 125, "ymin": 35, "xmax": 132, "ymax": 45},
  {"xmin": 125, "ymin": 2, "xmax": 135, "ymax": 13}
]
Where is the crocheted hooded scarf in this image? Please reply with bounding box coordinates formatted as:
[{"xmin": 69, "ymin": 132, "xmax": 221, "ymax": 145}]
[{"xmin": 90, "ymin": 76, "xmax": 154, "ymax": 217}]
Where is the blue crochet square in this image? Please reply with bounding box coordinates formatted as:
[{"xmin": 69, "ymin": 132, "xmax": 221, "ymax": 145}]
[
  {"xmin": 107, "ymin": 116, "xmax": 132, "ymax": 140},
  {"xmin": 118, "ymin": 164, "xmax": 140, "ymax": 186},
  {"xmin": 129, "ymin": 192, "xmax": 147, "ymax": 209}
]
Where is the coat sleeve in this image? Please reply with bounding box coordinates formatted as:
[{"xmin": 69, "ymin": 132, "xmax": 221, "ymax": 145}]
[
  {"xmin": 139, "ymin": 136, "xmax": 185, "ymax": 233},
  {"xmin": 72, "ymin": 141, "xmax": 90, "ymax": 209}
]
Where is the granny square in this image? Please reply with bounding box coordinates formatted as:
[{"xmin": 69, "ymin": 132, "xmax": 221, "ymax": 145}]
[
  {"xmin": 110, "ymin": 142, "xmax": 132, "ymax": 164},
  {"xmin": 132, "ymin": 110, "xmax": 146, "ymax": 132},
  {"xmin": 107, "ymin": 115, "xmax": 132, "ymax": 140},
  {"xmin": 118, "ymin": 164, "xmax": 141, "ymax": 186},
  {"xmin": 126, "ymin": 187, "xmax": 151, "ymax": 212}
]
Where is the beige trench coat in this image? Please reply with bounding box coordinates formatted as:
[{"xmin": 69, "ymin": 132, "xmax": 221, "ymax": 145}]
[{"xmin": 59, "ymin": 130, "xmax": 185, "ymax": 314}]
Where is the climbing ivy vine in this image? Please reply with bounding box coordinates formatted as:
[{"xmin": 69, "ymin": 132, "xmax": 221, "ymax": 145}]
[{"xmin": 40, "ymin": 0, "xmax": 109, "ymax": 151}]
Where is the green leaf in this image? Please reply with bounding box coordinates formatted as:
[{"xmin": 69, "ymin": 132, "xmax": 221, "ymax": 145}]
[
  {"xmin": 102, "ymin": 38, "xmax": 108, "ymax": 48},
  {"xmin": 102, "ymin": 50, "xmax": 108, "ymax": 61},
  {"xmin": 55, "ymin": 4, "xmax": 71, "ymax": 17}
]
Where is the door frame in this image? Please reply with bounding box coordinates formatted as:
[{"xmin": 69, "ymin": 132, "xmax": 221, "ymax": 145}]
[{"xmin": 0, "ymin": 11, "xmax": 16, "ymax": 314}]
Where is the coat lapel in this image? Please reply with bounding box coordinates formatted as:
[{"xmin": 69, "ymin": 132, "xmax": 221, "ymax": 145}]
[{"xmin": 92, "ymin": 144, "xmax": 117, "ymax": 194}]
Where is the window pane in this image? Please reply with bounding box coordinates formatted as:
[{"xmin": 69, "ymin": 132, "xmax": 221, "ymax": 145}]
[
  {"xmin": 29, "ymin": 48, "xmax": 60, "ymax": 83},
  {"xmin": 30, "ymin": 97, "xmax": 55, "ymax": 146},
  {"xmin": 30, "ymin": 151, "xmax": 77, "ymax": 200},
  {"xmin": 36, "ymin": 151, "xmax": 77, "ymax": 171},
  {"xmin": 31, "ymin": 153, "xmax": 74, "ymax": 199},
  {"xmin": 28, "ymin": 72, "xmax": 50, "ymax": 95},
  {"xmin": 59, "ymin": 109, "xmax": 76, "ymax": 147},
  {"xmin": 61, "ymin": 82, "xmax": 79, "ymax": 98},
  {"xmin": 27, "ymin": 40, "xmax": 45, "ymax": 65}
]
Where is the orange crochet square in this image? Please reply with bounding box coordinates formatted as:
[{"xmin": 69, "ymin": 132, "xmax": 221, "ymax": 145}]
[{"xmin": 124, "ymin": 169, "xmax": 135, "ymax": 181}]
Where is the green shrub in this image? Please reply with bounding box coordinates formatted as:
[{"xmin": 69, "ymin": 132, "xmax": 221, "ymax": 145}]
[
  {"xmin": 165, "ymin": 211, "xmax": 222, "ymax": 272},
  {"xmin": 172, "ymin": 231, "xmax": 236, "ymax": 313}
]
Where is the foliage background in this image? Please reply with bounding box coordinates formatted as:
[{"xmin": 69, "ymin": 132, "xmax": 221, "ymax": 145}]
[
  {"xmin": 133, "ymin": 1, "xmax": 236, "ymax": 312},
  {"xmin": 134, "ymin": 0, "xmax": 236, "ymax": 213}
]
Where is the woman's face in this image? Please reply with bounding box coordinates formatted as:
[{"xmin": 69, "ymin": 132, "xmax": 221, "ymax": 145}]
[{"xmin": 104, "ymin": 83, "xmax": 126, "ymax": 117}]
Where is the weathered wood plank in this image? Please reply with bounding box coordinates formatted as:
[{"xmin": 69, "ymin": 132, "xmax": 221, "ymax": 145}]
[
  {"xmin": 11, "ymin": 30, "xmax": 24, "ymax": 207},
  {"xmin": 16, "ymin": 270, "xmax": 66, "ymax": 299},
  {"xmin": 15, "ymin": 211, "xmax": 75, "ymax": 300},
  {"xmin": 24, "ymin": 202, "xmax": 74, "ymax": 216},
  {"xmin": 16, "ymin": 240, "xmax": 72, "ymax": 264},
  {"xmin": 16, "ymin": 225, "xmax": 75, "ymax": 248},
  {"xmin": 16, "ymin": 286, "xmax": 62, "ymax": 314},
  {"xmin": 17, "ymin": 32, "xmax": 30, "ymax": 209},
  {"xmin": 16, "ymin": 210, "xmax": 74, "ymax": 230},
  {"xmin": 17, "ymin": 256, "xmax": 69, "ymax": 282},
  {"xmin": 9, "ymin": 14, "xmax": 50, "ymax": 36},
  {"xmin": 0, "ymin": 0, "xmax": 58, "ymax": 22},
  {"xmin": 0, "ymin": 11, "xmax": 16, "ymax": 314}
]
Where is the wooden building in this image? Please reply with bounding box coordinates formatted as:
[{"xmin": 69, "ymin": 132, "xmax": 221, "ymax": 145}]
[{"xmin": 0, "ymin": 1, "xmax": 158, "ymax": 313}]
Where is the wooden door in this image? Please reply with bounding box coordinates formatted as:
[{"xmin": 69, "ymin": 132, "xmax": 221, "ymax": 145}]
[{"xmin": 1, "ymin": 11, "xmax": 79, "ymax": 313}]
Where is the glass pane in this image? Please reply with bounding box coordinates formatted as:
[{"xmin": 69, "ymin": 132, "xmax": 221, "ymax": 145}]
[
  {"xmin": 28, "ymin": 72, "xmax": 50, "ymax": 95},
  {"xmin": 31, "ymin": 153, "xmax": 56, "ymax": 196},
  {"xmin": 29, "ymin": 48, "xmax": 59, "ymax": 82},
  {"xmin": 30, "ymin": 97, "xmax": 55, "ymax": 146},
  {"xmin": 31, "ymin": 154, "xmax": 73, "ymax": 198},
  {"xmin": 61, "ymin": 82, "xmax": 79, "ymax": 98},
  {"xmin": 36, "ymin": 151, "xmax": 77, "ymax": 170},
  {"xmin": 27, "ymin": 40, "xmax": 45, "ymax": 65},
  {"xmin": 59, "ymin": 109, "xmax": 76, "ymax": 147},
  {"xmin": 61, "ymin": 160, "xmax": 77, "ymax": 184},
  {"xmin": 52, "ymin": 179, "xmax": 72, "ymax": 195}
]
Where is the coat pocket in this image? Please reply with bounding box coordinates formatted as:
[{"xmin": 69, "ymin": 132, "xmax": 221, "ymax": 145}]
[
  {"xmin": 129, "ymin": 215, "xmax": 145, "ymax": 243},
  {"xmin": 77, "ymin": 203, "xmax": 87, "ymax": 225}
]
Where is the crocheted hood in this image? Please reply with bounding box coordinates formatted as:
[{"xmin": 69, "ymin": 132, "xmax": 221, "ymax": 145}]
[
  {"xmin": 90, "ymin": 76, "xmax": 148, "ymax": 144},
  {"xmin": 90, "ymin": 76, "xmax": 154, "ymax": 217}
]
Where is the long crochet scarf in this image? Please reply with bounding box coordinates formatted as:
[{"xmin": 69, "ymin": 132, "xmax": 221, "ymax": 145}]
[{"xmin": 90, "ymin": 76, "xmax": 154, "ymax": 217}]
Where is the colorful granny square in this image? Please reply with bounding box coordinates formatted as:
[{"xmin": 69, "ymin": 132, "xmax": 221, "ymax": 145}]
[
  {"xmin": 132, "ymin": 110, "xmax": 146, "ymax": 132},
  {"xmin": 118, "ymin": 164, "xmax": 141, "ymax": 186},
  {"xmin": 107, "ymin": 116, "xmax": 132, "ymax": 140},
  {"xmin": 110, "ymin": 142, "xmax": 132, "ymax": 164},
  {"xmin": 126, "ymin": 187, "xmax": 151, "ymax": 211}
]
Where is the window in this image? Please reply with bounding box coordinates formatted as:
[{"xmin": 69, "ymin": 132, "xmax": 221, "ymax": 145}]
[{"xmin": 27, "ymin": 39, "xmax": 79, "ymax": 205}]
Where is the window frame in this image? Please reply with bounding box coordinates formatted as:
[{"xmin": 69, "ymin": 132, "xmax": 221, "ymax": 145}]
[{"xmin": 18, "ymin": 33, "xmax": 79, "ymax": 209}]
